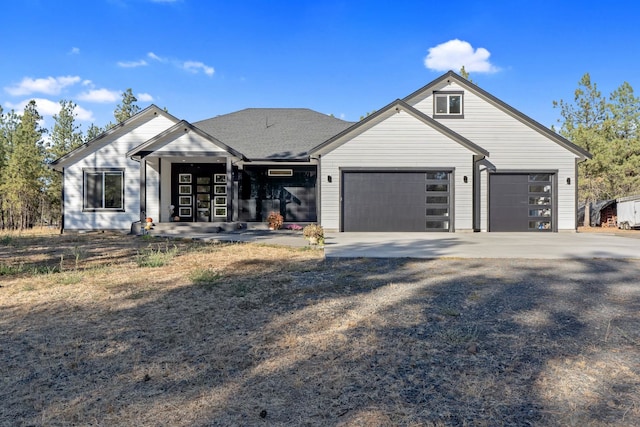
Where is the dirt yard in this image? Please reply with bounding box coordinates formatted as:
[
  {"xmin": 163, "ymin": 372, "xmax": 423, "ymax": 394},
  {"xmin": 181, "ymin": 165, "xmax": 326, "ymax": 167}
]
[{"xmin": 1, "ymin": 230, "xmax": 639, "ymax": 426}]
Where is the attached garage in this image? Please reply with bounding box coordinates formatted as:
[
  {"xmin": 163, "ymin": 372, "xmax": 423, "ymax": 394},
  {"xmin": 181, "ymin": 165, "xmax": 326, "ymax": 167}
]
[
  {"xmin": 489, "ymin": 173, "xmax": 555, "ymax": 232},
  {"xmin": 341, "ymin": 170, "xmax": 452, "ymax": 232}
]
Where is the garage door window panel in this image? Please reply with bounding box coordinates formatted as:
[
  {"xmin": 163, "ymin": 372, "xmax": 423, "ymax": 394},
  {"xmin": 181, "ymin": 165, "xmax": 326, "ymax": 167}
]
[
  {"xmin": 490, "ymin": 173, "xmax": 555, "ymax": 232},
  {"xmin": 425, "ymin": 173, "xmax": 451, "ymax": 231},
  {"xmin": 527, "ymin": 174, "xmax": 553, "ymax": 231}
]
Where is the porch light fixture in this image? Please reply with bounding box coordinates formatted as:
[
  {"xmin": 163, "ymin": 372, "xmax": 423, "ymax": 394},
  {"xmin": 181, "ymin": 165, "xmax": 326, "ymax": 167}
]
[
  {"xmin": 566, "ymin": 177, "xmax": 571, "ymax": 185},
  {"xmin": 327, "ymin": 175, "xmax": 332, "ymax": 183},
  {"xmin": 463, "ymin": 176, "xmax": 468, "ymax": 183}
]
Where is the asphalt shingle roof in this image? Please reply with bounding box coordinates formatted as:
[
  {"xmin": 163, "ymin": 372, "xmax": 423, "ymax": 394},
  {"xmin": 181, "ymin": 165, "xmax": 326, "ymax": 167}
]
[{"xmin": 194, "ymin": 108, "xmax": 355, "ymax": 160}]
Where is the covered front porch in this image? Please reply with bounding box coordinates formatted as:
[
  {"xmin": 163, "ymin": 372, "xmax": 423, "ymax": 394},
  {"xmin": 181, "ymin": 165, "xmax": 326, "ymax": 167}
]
[{"xmin": 138, "ymin": 155, "xmax": 319, "ymax": 227}]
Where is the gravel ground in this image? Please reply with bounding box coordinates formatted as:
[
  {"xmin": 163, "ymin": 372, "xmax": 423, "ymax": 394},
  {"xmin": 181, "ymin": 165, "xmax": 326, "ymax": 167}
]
[{"xmin": 0, "ymin": 234, "xmax": 639, "ymax": 426}]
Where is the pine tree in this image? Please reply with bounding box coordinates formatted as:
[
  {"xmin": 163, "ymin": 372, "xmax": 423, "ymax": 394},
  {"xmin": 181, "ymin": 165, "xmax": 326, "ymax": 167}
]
[
  {"xmin": 85, "ymin": 123, "xmax": 104, "ymax": 141},
  {"xmin": 555, "ymin": 74, "xmax": 640, "ymax": 202},
  {"xmin": 0, "ymin": 107, "xmax": 21, "ymax": 229},
  {"xmin": 0, "ymin": 101, "xmax": 47, "ymax": 229},
  {"xmin": 113, "ymin": 88, "xmax": 140, "ymax": 123},
  {"xmin": 46, "ymin": 101, "xmax": 84, "ymax": 225},
  {"xmin": 554, "ymin": 73, "xmax": 609, "ymax": 203}
]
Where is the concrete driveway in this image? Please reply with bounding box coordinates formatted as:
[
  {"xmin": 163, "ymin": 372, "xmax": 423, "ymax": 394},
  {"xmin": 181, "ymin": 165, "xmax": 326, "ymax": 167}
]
[{"xmin": 323, "ymin": 232, "xmax": 640, "ymax": 259}]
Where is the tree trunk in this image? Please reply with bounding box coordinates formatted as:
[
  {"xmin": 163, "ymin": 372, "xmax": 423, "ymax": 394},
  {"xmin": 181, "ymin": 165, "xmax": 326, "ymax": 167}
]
[{"xmin": 584, "ymin": 202, "xmax": 591, "ymax": 227}]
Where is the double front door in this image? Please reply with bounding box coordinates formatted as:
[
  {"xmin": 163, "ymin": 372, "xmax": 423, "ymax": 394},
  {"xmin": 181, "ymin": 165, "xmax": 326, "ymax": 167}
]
[{"xmin": 173, "ymin": 164, "xmax": 227, "ymax": 222}]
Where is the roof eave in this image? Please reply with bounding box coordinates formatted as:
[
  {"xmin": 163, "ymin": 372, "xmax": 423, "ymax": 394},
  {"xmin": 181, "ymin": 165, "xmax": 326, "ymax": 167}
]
[
  {"xmin": 50, "ymin": 105, "xmax": 181, "ymax": 169},
  {"xmin": 127, "ymin": 121, "xmax": 248, "ymax": 161},
  {"xmin": 310, "ymin": 98, "xmax": 489, "ymax": 157}
]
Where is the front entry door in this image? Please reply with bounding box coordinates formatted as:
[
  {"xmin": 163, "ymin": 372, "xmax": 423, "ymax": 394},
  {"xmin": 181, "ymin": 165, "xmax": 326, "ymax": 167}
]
[
  {"xmin": 173, "ymin": 163, "xmax": 225, "ymax": 222},
  {"xmin": 195, "ymin": 175, "xmax": 212, "ymax": 222}
]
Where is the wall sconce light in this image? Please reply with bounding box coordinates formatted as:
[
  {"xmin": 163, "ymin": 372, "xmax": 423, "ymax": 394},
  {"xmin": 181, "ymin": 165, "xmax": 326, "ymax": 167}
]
[
  {"xmin": 327, "ymin": 175, "xmax": 332, "ymax": 183},
  {"xmin": 566, "ymin": 177, "xmax": 571, "ymax": 185},
  {"xmin": 463, "ymin": 176, "xmax": 468, "ymax": 183}
]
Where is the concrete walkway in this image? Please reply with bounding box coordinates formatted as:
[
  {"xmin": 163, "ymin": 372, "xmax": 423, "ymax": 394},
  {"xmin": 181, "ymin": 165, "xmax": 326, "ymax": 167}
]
[
  {"xmin": 322, "ymin": 232, "xmax": 640, "ymax": 259},
  {"xmin": 167, "ymin": 229, "xmax": 640, "ymax": 259}
]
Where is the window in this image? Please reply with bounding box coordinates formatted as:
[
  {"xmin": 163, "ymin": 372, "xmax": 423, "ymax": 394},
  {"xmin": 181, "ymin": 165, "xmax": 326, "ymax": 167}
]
[
  {"xmin": 268, "ymin": 169, "xmax": 294, "ymax": 177},
  {"xmin": 433, "ymin": 92, "xmax": 464, "ymax": 118},
  {"xmin": 83, "ymin": 169, "xmax": 124, "ymax": 211}
]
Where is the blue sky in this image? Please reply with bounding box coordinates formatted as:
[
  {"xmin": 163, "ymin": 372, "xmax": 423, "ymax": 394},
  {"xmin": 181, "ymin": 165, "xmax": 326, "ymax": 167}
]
[{"xmin": 1, "ymin": 0, "xmax": 639, "ymax": 133}]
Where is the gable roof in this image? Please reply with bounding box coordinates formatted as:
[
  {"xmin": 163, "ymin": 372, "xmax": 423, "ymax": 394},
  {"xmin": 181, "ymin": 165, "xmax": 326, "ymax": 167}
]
[
  {"xmin": 127, "ymin": 120, "xmax": 246, "ymax": 160},
  {"xmin": 194, "ymin": 108, "xmax": 354, "ymax": 160},
  {"xmin": 50, "ymin": 105, "xmax": 180, "ymax": 170},
  {"xmin": 403, "ymin": 70, "xmax": 592, "ymax": 160},
  {"xmin": 310, "ymin": 99, "xmax": 489, "ymax": 157}
]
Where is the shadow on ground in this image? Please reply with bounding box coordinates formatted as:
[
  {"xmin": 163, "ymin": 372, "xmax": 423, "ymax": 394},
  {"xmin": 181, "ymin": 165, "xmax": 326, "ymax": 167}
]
[{"xmin": 1, "ymin": 245, "xmax": 639, "ymax": 426}]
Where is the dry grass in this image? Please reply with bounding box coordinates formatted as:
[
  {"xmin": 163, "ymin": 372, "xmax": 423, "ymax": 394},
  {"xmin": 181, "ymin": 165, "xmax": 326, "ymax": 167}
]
[{"xmin": 1, "ymin": 230, "xmax": 639, "ymax": 426}]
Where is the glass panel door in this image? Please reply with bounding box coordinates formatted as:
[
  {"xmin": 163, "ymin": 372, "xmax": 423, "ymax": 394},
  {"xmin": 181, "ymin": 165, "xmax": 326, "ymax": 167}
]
[
  {"xmin": 425, "ymin": 171, "xmax": 450, "ymax": 231},
  {"xmin": 527, "ymin": 174, "xmax": 552, "ymax": 231},
  {"xmin": 196, "ymin": 176, "xmax": 211, "ymax": 222}
]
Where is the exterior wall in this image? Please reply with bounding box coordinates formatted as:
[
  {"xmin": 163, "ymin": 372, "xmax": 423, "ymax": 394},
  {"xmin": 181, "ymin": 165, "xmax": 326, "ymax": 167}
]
[
  {"xmin": 320, "ymin": 110, "xmax": 475, "ymax": 231},
  {"xmin": 151, "ymin": 131, "xmax": 231, "ymax": 155},
  {"xmin": 63, "ymin": 115, "xmax": 176, "ymax": 230},
  {"xmin": 413, "ymin": 81, "xmax": 580, "ymax": 230}
]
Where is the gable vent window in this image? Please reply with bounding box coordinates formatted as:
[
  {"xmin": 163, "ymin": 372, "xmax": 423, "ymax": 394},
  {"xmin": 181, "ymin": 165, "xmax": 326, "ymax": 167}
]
[
  {"xmin": 433, "ymin": 91, "xmax": 464, "ymax": 118},
  {"xmin": 268, "ymin": 169, "xmax": 293, "ymax": 177}
]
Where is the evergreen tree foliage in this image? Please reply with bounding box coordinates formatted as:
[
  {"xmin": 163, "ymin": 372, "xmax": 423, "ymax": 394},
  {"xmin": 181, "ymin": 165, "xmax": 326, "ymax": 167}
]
[
  {"xmin": 459, "ymin": 66, "xmax": 474, "ymax": 83},
  {"xmin": 46, "ymin": 101, "xmax": 84, "ymax": 225},
  {"xmin": 555, "ymin": 73, "xmax": 640, "ymax": 202},
  {"xmin": 85, "ymin": 123, "xmax": 105, "ymax": 142},
  {"xmin": 0, "ymin": 101, "xmax": 47, "ymax": 229},
  {"xmin": 113, "ymin": 88, "xmax": 140, "ymax": 123}
]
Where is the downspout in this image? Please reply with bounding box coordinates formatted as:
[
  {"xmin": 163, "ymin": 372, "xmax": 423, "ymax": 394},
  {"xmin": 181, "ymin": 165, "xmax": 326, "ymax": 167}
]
[{"xmin": 60, "ymin": 167, "xmax": 65, "ymax": 234}]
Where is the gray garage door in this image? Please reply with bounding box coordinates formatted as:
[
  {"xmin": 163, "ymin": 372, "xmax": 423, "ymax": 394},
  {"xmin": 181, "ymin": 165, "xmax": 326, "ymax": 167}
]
[
  {"xmin": 342, "ymin": 170, "xmax": 451, "ymax": 232},
  {"xmin": 489, "ymin": 173, "xmax": 554, "ymax": 232}
]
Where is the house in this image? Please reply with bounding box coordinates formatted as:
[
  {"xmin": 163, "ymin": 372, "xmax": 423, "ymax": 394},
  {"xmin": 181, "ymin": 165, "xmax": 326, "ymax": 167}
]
[{"xmin": 51, "ymin": 71, "xmax": 591, "ymax": 233}]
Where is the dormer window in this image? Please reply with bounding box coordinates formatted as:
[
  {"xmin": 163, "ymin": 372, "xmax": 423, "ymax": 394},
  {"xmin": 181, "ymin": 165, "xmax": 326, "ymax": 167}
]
[{"xmin": 433, "ymin": 91, "xmax": 464, "ymax": 118}]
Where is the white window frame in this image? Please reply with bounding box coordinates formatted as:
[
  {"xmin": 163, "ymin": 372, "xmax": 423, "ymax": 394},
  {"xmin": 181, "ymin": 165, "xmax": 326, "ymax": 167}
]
[
  {"xmin": 83, "ymin": 168, "xmax": 125, "ymax": 211},
  {"xmin": 433, "ymin": 91, "xmax": 464, "ymax": 118}
]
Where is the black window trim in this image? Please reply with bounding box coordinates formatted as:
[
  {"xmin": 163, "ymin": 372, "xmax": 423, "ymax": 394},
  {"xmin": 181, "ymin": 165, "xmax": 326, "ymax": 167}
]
[
  {"xmin": 83, "ymin": 168, "xmax": 125, "ymax": 212},
  {"xmin": 433, "ymin": 90, "xmax": 464, "ymax": 119}
]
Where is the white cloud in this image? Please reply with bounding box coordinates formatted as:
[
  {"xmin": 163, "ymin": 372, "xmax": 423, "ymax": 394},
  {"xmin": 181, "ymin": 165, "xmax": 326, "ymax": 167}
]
[
  {"xmin": 117, "ymin": 59, "xmax": 148, "ymax": 68},
  {"xmin": 77, "ymin": 88, "xmax": 120, "ymax": 103},
  {"xmin": 183, "ymin": 61, "xmax": 214, "ymax": 76},
  {"xmin": 137, "ymin": 92, "xmax": 154, "ymax": 102},
  {"xmin": 69, "ymin": 47, "xmax": 80, "ymax": 55},
  {"xmin": 5, "ymin": 98, "xmax": 95, "ymax": 122},
  {"xmin": 424, "ymin": 39, "xmax": 499, "ymax": 73},
  {"xmin": 147, "ymin": 52, "xmax": 166, "ymax": 62},
  {"xmin": 4, "ymin": 75, "xmax": 82, "ymax": 96}
]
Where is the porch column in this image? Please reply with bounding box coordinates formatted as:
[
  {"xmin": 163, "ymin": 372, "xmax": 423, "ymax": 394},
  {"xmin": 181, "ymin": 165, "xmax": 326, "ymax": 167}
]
[
  {"xmin": 140, "ymin": 158, "xmax": 147, "ymax": 222},
  {"xmin": 226, "ymin": 157, "xmax": 233, "ymax": 221}
]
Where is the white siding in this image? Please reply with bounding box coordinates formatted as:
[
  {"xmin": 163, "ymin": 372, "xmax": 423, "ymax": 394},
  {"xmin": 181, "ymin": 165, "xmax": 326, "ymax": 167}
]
[
  {"xmin": 413, "ymin": 82, "xmax": 580, "ymax": 231},
  {"xmin": 320, "ymin": 110, "xmax": 475, "ymax": 231},
  {"xmin": 151, "ymin": 131, "xmax": 230, "ymax": 155},
  {"xmin": 63, "ymin": 115, "xmax": 176, "ymax": 230}
]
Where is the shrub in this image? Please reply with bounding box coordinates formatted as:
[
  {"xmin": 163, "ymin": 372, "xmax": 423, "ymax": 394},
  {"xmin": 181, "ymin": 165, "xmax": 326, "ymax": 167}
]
[
  {"xmin": 303, "ymin": 224, "xmax": 324, "ymax": 245},
  {"xmin": 267, "ymin": 211, "xmax": 284, "ymax": 230}
]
